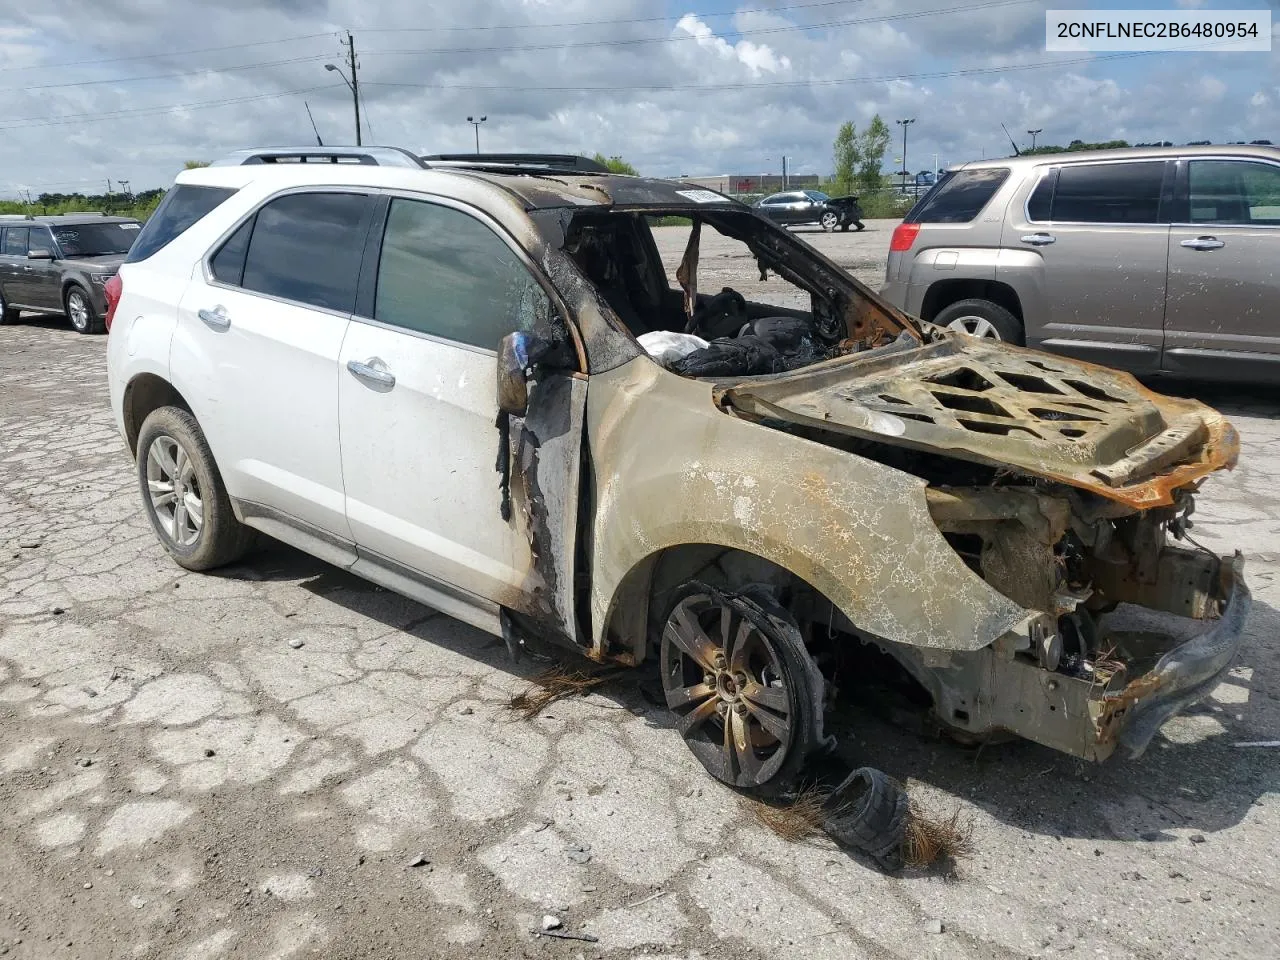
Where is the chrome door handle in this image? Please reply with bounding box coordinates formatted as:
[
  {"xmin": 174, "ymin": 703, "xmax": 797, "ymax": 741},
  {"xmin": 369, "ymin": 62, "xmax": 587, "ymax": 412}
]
[
  {"xmin": 1181, "ymin": 236, "xmax": 1225, "ymax": 251},
  {"xmin": 197, "ymin": 306, "xmax": 230, "ymax": 330},
  {"xmin": 1020, "ymin": 233, "xmax": 1056, "ymax": 246},
  {"xmin": 347, "ymin": 358, "xmax": 396, "ymax": 389}
]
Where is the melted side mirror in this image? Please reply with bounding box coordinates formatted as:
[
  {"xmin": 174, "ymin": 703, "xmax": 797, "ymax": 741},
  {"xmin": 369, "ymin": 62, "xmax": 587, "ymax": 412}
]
[{"xmin": 497, "ymin": 331, "xmax": 534, "ymax": 416}]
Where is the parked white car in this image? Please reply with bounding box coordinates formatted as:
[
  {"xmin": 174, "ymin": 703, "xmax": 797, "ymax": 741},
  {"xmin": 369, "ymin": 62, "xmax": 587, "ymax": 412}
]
[{"xmin": 106, "ymin": 147, "xmax": 1247, "ymax": 797}]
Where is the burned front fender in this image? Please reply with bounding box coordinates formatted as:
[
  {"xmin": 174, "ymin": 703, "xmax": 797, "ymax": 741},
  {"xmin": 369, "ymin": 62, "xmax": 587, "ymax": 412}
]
[{"xmin": 585, "ymin": 357, "xmax": 1035, "ymax": 660}]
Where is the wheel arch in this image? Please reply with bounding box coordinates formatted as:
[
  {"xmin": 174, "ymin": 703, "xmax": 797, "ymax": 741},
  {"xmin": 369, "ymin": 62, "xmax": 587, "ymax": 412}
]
[
  {"xmin": 122, "ymin": 373, "xmax": 193, "ymax": 455},
  {"xmin": 919, "ymin": 278, "xmax": 1023, "ymax": 324}
]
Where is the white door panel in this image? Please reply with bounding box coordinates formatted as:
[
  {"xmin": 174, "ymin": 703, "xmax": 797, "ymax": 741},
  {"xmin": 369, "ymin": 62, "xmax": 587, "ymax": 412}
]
[
  {"xmin": 339, "ymin": 321, "xmax": 530, "ymax": 600},
  {"xmin": 171, "ymin": 280, "xmax": 351, "ymax": 538}
]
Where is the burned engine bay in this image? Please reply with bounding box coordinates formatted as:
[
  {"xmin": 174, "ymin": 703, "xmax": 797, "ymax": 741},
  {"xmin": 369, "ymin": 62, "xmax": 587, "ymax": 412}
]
[{"xmin": 562, "ymin": 208, "xmax": 916, "ymax": 378}]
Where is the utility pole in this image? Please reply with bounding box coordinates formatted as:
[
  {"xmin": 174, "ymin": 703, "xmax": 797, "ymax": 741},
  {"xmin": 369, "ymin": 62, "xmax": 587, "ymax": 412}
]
[
  {"xmin": 781, "ymin": 155, "xmax": 788, "ymax": 190},
  {"xmin": 896, "ymin": 118, "xmax": 915, "ymax": 196},
  {"xmin": 467, "ymin": 115, "xmax": 487, "ymax": 153},
  {"xmin": 326, "ymin": 33, "xmax": 362, "ymax": 145},
  {"xmin": 1027, "ymin": 128, "xmax": 1042, "ymax": 150}
]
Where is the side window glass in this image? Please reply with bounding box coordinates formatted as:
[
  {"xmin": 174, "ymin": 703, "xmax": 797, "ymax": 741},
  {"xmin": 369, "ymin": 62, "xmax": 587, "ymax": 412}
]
[
  {"xmin": 240, "ymin": 193, "xmax": 369, "ymax": 313},
  {"xmin": 30, "ymin": 228, "xmax": 55, "ymax": 255},
  {"xmin": 4, "ymin": 228, "xmax": 28, "ymax": 257},
  {"xmin": 210, "ymin": 217, "xmax": 254, "ymax": 286},
  {"xmin": 374, "ymin": 198, "xmax": 551, "ymax": 351},
  {"xmin": 1051, "ymin": 162, "xmax": 1164, "ymax": 223},
  {"xmin": 1027, "ymin": 171, "xmax": 1055, "ymax": 221},
  {"xmin": 906, "ymin": 168, "xmax": 1009, "ymax": 223},
  {"xmin": 1189, "ymin": 160, "xmax": 1280, "ymax": 225}
]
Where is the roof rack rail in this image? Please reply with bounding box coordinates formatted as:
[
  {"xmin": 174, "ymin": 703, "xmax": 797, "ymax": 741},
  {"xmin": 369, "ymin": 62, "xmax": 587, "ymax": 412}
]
[
  {"xmin": 420, "ymin": 152, "xmax": 611, "ymax": 173},
  {"xmin": 211, "ymin": 146, "xmax": 426, "ymax": 168}
]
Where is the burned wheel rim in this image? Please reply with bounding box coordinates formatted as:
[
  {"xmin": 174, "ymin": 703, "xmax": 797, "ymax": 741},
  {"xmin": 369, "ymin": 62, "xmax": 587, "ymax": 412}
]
[
  {"xmin": 660, "ymin": 590, "xmax": 797, "ymax": 789},
  {"xmin": 820, "ymin": 211, "xmax": 839, "ymax": 231},
  {"xmin": 145, "ymin": 435, "xmax": 204, "ymax": 547},
  {"xmin": 946, "ymin": 315, "xmax": 1001, "ymax": 339},
  {"xmin": 67, "ymin": 290, "xmax": 90, "ymax": 331}
]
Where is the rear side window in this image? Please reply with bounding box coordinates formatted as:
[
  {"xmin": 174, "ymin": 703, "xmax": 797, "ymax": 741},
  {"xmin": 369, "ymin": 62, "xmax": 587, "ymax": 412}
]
[
  {"xmin": 1050, "ymin": 162, "xmax": 1164, "ymax": 223},
  {"xmin": 239, "ymin": 192, "xmax": 371, "ymax": 313},
  {"xmin": 210, "ymin": 217, "xmax": 254, "ymax": 286},
  {"xmin": 125, "ymin": 185, "xmax": 237, "ymax": 263},
  {"xmin": 906, "ymin": 168, "xmax": 1009, "ymax": 223},
  {"xmin": 3, "ymin": 228, "xmax": 28, "ymax": 256}
]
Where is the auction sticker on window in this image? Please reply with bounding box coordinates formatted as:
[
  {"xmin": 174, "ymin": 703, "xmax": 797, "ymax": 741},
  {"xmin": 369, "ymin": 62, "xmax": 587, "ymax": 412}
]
[
  {"xmin": 1046, "ymin": 9, "xmax": 1270, "ymax": 51},
  {"xmin": 676, "ymin": 189, "xmax": 731, "ymax": 204}
]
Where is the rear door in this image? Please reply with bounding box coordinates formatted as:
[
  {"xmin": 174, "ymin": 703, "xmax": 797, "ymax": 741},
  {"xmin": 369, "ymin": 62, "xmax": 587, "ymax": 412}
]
[
  {"xmin": 170, "ymin": 188, "xmax": 376, "ymax": 544},
  {"xmin": 1163, "ymin": 157, "xmax": 1280, "ymax": 380},
  {"xmin": 0, "ymin": 227, "xmax": 29, "ymax": 305},
  {"xmin": 339, "ymin": 194, "xmax": 587, "ymax": 641},
  {"xmin": 1007, "ymin": 159, "xmax": 1172, "ymax": 372}
]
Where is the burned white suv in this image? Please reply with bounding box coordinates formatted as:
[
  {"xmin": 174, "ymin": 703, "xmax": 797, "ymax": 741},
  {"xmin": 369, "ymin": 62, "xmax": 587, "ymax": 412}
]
[{"xmin": 106, "ymin": 147, "xmax": 1248, "ymax": 796}]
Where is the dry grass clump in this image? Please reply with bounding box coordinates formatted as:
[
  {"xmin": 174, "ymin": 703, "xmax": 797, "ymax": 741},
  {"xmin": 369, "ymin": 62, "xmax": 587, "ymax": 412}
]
[
  {"xmin": 507, "ymin": 666, "xmax": 618, "ymax": 720},
  {"xmin": 903, "ymin": 804, "xmax": 974, "ymax": 868},
  {"xmin": 743, "ymin": 785, "xmax": 831, "ymax": 843}
]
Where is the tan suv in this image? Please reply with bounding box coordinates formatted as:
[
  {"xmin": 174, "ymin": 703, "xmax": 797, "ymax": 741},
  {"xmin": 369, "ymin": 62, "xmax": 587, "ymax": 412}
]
[{"xmin": 880, "ymin": 144, "xmax": 1280, "ymax": 382}]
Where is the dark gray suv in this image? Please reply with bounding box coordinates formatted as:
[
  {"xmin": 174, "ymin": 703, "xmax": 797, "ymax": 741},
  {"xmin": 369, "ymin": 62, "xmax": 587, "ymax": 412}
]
[{"xmin": 0, "ymin": 214, "xmax": 141, "ymax": 334}]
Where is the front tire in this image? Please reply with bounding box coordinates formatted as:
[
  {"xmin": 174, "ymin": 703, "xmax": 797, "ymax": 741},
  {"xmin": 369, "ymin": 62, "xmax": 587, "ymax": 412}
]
[
  {"xmin": 934, "ymin": 298, "xmax": 1024, "ymax": 345},
  {"xmin": 136, "ymin": 406, "xmax": 253, "ymax": 571},
  {"xmin": 659, "ymin": 582, "xmax": 822, "ymax": 796},
  {"xmin": 64, "ymin": 284, "xmax": 103, "ymax": 334},
  {"xmin": 820, "ymin": 211, "xmax": 839, "ymax": 232}
]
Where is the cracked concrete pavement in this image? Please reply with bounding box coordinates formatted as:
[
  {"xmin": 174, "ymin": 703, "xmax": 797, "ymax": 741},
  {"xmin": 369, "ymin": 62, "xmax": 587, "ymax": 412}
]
[{"xmin": 1, "ymin": 226, "xmax": 1279, "ymax": 959}]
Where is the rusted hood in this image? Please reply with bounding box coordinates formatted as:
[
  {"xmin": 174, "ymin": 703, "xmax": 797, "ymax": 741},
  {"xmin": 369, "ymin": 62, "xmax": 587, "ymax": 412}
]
[{"xmin": 720, "ymin": 335, "xmax": 1238, "ymax": 508}]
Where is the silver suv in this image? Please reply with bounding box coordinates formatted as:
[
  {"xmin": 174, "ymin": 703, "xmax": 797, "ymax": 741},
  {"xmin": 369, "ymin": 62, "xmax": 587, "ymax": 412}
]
[{"xmin": 880, "ymin": 144, "xmax": 1280, "ymax": 382}]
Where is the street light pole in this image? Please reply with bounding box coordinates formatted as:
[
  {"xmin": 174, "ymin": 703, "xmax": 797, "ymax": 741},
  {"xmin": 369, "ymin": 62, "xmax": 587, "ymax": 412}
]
[
  {"xmin": 896, "ymin": 118, "xmax": 915, "ymax": 196},
  {"xmin": 1027, "ymin": 128, "xmax": 1042, "ymax": 150},
  {"xmin": 324, "ymin": 32, "xmax": 362, "ymax": 146},
  {"xmin": 467, "ymin": 116, "xmax": 487, "ymax": 154}
]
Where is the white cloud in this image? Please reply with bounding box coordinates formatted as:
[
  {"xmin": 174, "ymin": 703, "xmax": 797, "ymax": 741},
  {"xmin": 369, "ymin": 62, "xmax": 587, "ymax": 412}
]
[{"xmin": 674, "ymin": 14, "xmax": 790, "ymax": 76}]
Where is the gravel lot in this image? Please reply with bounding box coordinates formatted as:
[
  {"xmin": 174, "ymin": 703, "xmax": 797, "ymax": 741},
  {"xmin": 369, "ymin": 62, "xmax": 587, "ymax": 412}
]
[{"xmin": 1, "ymin": 228, "xmax": 1278, "ymax": 959}]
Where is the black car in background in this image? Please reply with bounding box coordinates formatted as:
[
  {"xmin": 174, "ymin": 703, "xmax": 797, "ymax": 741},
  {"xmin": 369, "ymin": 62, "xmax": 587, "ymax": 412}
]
[
  {"xmin": 753, "ymin": 190, "xmax": 865, "ymax": 231},
  {"xmin": 0, "ymin": 214, "xmax": 140, "ymax": 334}
]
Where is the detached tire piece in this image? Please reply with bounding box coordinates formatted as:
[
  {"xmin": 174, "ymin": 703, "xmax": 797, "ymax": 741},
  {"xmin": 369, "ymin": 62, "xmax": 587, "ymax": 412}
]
[
  {"xmin": 136, "ymin": 406, "xmax": 253, "ymax": 571},
  {"xmin": 823, "ymin": 767, "xmax": 908, "ymax": 872},
  {"xmin": 659, "ymin": 581, "xmax": 825, "ymax": 797},
  {"xmin": 933, "ymin": 298, "xmax": 1024, "ymax": 345},
  {"xmin": 64, "ymin": 284, "xmax": 103, "ymax": 334}
]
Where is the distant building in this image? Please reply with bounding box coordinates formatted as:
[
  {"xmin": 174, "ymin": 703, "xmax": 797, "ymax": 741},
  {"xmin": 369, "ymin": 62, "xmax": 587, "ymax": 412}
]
[{"xmin": 670, "ymin": 174, "xmax": 822, "ymax": 196}]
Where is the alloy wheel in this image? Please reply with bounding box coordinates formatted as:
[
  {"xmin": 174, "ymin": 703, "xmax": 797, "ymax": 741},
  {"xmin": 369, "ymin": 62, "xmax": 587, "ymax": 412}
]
[
  {"xmin": 145, "ymin": 435, "xmax": 204, "ymax": 547},
  {"xmin": 67, "ymin": 290, "xmax": 90, "ymax": 331},
  {"xmin": 946, "ymin": 315, "xmax": 1002, "ymax": 340},
  {"xmin": 660, "ymin": 590, "xmax": 797, "ymax": 789},
  {"xmin": 820, "ymin": 211, "xmax": 839, "ymax": 231}
]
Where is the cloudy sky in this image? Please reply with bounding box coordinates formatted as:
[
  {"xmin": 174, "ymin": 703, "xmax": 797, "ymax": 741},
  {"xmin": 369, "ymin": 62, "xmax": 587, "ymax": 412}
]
[{"xmin": 0, "ymin": 0, "xmax": 1277, "ymax": 197}]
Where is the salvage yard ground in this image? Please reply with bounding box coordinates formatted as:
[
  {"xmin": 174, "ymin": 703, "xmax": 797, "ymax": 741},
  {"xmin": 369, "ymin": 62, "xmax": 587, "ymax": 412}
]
[{"xmin": 1, "ymin": 223, "xmax": 1278, "ymax": 959}]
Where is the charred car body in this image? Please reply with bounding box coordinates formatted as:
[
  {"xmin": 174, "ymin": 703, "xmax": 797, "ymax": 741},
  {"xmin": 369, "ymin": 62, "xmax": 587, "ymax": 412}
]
[{"xmin": 108, "ymin": 149, "xmax": 1249, "ymax": 797}]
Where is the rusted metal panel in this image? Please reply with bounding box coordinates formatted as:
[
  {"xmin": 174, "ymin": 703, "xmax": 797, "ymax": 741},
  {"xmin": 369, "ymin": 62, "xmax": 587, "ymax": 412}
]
[
  {"xmin": 585, "ymin": 357, "xmax": 1031, "ymax": 657},
  {"xmin": 722, "ymin": 335, "xmax": 1237, "ymax": 508}
]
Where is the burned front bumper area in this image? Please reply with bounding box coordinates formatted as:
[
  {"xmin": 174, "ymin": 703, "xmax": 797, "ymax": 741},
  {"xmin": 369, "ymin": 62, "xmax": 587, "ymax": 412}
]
[{"xmin": 903, "ymin": 550, "xmax": 1248, "ymax": 762}]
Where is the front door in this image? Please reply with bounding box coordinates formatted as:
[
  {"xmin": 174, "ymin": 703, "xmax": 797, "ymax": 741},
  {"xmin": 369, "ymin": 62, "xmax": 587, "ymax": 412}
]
[
  {"xmin": 1163, "ymin": 157, "xmax": 1280, "ymax": 380},
  {"xmin": 170, "ymin": 189, "xmax": 377, "ymax": 542},
  {"xmin": 24, "ymin": 226, "xmax": 63, "ymax": 310},
  {"xmin": 1010, "ymin": 159, "xmax": 1172, "ymax": 372},
  {"xmin": 339, "ymin": 195, "xmax": 586, "ymax": 641}
]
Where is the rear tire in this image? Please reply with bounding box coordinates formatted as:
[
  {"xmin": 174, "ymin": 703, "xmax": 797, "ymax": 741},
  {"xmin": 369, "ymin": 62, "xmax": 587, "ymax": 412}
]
[
  {"xmin": 0, "ymin": 286, "xmax": 17, "ymax": 324},
  {"xmin": 136, "ymin": 406, "xmax": 253, "ymax": 571},
  {"xmin": 64, "ymin": 284, "xmax": 103, "ymax": 335},
  {"xmin": 820, "ymin": 211, "xmax": 839, "ymax": 232},
  {"xmin": 934, "ymin": 298, "xmax": 1024, "ymax": 345}
]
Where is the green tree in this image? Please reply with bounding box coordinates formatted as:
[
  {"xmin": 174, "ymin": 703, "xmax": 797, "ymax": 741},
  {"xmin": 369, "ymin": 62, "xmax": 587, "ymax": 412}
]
[
  {"xmin": 592, "ymin": 153, "xmax": 638, "ymax": 176},
  {"xmin": 832, "ymin": 121, "xmax": 858, "ymax": 196},
  {"xmin": 183, "ymin": 160, "xmax": 210, "ymax": 169},
  {"xmin": 855, "ymin": 115, "xmax": 891, "ymax": 193}
]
